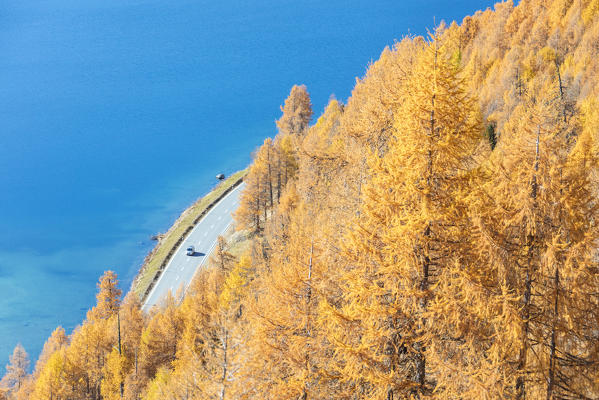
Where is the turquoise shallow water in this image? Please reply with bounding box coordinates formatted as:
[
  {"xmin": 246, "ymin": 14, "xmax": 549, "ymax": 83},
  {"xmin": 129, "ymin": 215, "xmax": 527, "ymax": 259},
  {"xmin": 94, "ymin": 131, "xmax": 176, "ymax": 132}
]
[{"xmin": 0, "ymin": 0, "xmax": 496, "ymax": 370}]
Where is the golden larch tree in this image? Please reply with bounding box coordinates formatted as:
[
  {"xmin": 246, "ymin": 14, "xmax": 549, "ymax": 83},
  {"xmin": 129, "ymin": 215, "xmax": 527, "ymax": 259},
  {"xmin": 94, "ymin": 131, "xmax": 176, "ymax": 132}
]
[
  {"xmin": 139, "ymin": 292, "xmax": 184, "ymax": 381},
  {"xmin": 245, "ymin": 187, "xmax": 341, "ymax": 399},
  {"xmin": 470, "ymin": 85, "xmax": 599, "ymax": 398},
  {"xmin": 30, "ymin": 351, "xmax": 68, "ymax": 400},
  {"xmin": 320, "ymin": 33, "xmax": 483, "ymax": 399},
  {"xmin": 276, "ymin": 84, "xmax": 313, "ymax": 137},
  {"xmin": 89, "ymin": 270, "xmax": 122, "ymax": 320},
  {"xmin": 0, "ymin": 344, "xmax": 29, "ymax": 394}
]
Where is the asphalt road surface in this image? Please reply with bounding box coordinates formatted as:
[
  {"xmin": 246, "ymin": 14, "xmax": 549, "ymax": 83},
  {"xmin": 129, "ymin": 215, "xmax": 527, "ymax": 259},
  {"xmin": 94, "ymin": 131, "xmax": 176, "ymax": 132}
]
[{"xmin": 142, "ymin": 182, "xmax": 245, "ymax": 312}]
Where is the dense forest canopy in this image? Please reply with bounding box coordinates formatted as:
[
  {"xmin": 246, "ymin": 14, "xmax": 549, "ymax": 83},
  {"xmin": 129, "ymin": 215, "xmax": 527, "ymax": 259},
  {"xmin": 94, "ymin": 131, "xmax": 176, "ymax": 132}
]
[{"xmin": 3, "ymin": 0, "xmax": 599, "ymax": 398}]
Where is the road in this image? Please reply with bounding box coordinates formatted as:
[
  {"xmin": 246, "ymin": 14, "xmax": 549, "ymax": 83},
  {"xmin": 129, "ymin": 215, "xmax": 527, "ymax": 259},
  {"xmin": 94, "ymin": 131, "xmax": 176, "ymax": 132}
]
[{"xmin": 142, "ymin": 182, "xmax": 245, "ymax": 312}]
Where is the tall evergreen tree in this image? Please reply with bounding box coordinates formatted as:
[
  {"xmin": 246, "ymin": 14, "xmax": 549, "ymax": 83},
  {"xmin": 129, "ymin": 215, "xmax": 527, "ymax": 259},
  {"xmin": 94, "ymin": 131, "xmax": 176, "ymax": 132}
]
[
  {"xmin": 246, "ymin": 196, "xmax": 337, "ymax": 399},
  {"xmin": 320, "ymin": 33, "xmax": 482, "ymax": 399},
  {"xmin": 469, "ymin": 85, "xmax": 599, "ymax": 398},
  {"xmin": 1, "ymin": 344, "xmax": 30, "ymax": 394},
  {"xmin": 276, "ymin": 85, "xmax": 313, "ymax": 137},
  {"xmin": 89, "ymin": 270, "xmax": 122, "ymax": 320}
]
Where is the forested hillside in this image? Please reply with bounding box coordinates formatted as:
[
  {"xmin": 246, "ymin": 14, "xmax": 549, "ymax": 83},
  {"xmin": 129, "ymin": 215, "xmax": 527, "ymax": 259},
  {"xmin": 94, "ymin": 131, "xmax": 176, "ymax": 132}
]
[{"xmin": 3, "ymin": 0, "xmax": 599, "ymax": 398}]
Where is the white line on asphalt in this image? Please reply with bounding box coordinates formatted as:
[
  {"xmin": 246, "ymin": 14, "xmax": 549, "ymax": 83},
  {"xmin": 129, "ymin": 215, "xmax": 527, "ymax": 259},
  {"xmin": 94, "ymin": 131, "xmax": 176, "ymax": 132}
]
[
  {"xmin": 180, "ymin": 266, "xmax": 184, "ymax": 271},
  {"xmin": 175, "ymin": 275, "xmax": 179, "ymax": 281}
]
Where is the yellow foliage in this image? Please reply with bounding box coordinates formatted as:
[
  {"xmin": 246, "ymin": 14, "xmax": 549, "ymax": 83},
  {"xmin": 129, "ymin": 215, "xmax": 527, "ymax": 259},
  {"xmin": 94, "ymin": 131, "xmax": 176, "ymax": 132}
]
[
  {"xmin": 582, "ymin": 0, "xmax": 599, "ymax": 24},
  {"xmin": 142, "ymin": 367, "xmax": 172, "ymax": 400},
  {"xmin": 321, "ymin": 32, "xmax": 485, "ymax": 399},
  {"xmin": 581, "ymin": 95, "xmax": 599, "ymax": 137},
  {"xmin": 547, "ymin": 0, "xmax": 574, "ymax": 27},
  {"xmin": 522, "ymin": 52, "xmax": 537, "ymax": 81},
  {"xmin": 276, "ymin": 84, "xmax": 313, "ymax": 136},
  {"xmin": 30, "ymin": 351, "xmax": 67, "ymax": 400},
  {"xmin": 139, "ymin": 293, "xmax": 184, "ymax": 380},
  {"xmin": 88, "ymin": 270, "xmax": 121, "ymax": 320},
  {"xmin": 309, "ymin": 98, "xmax": 342, "ymax": 138},
  {"xmin": 100, "ymin": 348, "xmax": 128, "ymax": 400},
  {"xmin": 219, "ymin": 259, "xmax": 248, "ymax": 309},
  {"xmin": 538, "ymin": 46, "xmax": 557, "ymax": 62}
]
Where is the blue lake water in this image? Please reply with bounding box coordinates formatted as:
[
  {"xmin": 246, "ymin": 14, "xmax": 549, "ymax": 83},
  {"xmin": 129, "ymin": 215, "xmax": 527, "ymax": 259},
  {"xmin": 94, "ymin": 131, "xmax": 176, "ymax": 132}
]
[{"xmin": 0, "ymin": 0, "xmax": 496, "ymax": 370}]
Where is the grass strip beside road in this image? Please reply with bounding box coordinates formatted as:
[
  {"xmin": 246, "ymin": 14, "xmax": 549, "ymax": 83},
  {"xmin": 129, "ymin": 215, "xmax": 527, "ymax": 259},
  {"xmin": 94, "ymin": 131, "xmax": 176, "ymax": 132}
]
[{"xmin": 131, "ymin": 169, "xmax": 247, "ymax": 301}]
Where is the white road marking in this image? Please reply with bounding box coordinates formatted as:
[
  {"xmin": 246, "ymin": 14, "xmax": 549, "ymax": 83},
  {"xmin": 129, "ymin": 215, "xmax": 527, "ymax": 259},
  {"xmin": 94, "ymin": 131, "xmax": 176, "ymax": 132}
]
[
  {"xmin": 180, "ymin": 266, "xmax": 184, "ymax": 271},
  {"xmin": 210, "ymin": 224, "xmax": 215, "ymax": 229},
  {"xmin": 175, "ymin": 275, "xmax": 180, "ymax": 281}
]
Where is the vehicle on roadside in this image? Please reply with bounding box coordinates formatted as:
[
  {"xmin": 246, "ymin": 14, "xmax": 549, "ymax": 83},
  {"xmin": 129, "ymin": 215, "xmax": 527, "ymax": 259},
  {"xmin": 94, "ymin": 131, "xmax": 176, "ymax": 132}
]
[{"xmin": 186, "ymin": 245, "xmax": 195, "ymax": 256}]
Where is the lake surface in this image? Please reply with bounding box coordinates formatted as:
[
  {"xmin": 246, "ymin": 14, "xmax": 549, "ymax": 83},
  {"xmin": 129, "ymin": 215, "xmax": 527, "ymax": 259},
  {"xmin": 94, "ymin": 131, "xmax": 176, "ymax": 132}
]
[{"xmin": 0, "ymin": 0, "xmax": 496, "ymax": 370}]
